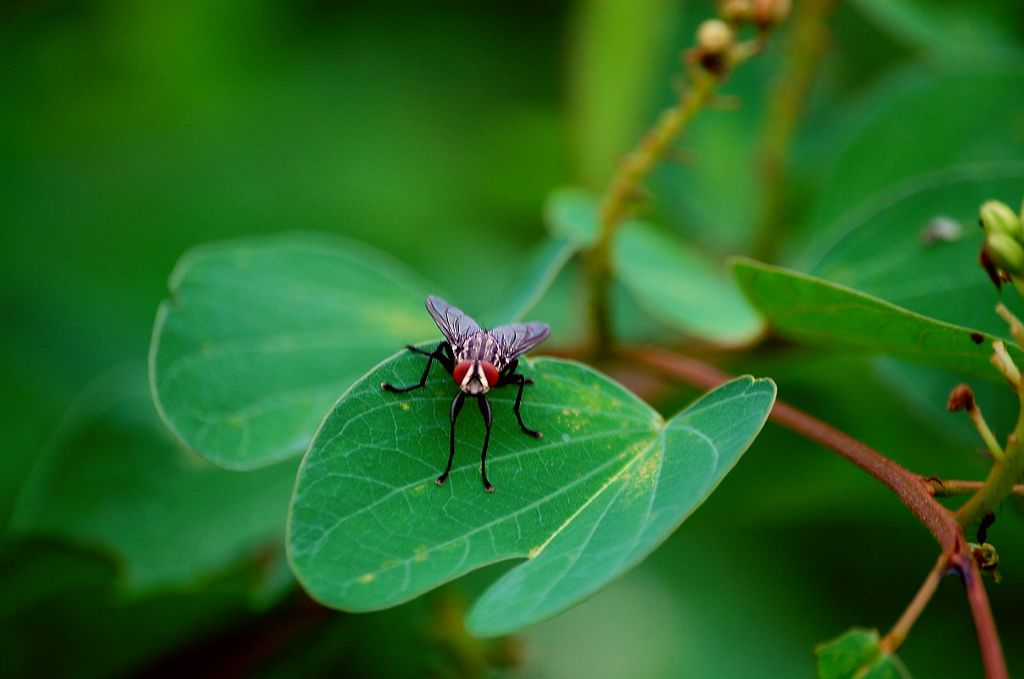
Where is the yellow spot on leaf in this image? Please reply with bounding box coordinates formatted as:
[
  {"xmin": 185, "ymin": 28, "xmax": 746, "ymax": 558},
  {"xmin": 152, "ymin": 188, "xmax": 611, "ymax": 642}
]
[
  {"xmin": 400, "ymin": 402, "xmax": 411, "ymax": 411},
  {"xmin": 634, "ymin": 453, "xmax": 661, "ymax": 487},
  {"xmin": 358, "ymin": 573, "xmax": 375, "ymax": 584}
]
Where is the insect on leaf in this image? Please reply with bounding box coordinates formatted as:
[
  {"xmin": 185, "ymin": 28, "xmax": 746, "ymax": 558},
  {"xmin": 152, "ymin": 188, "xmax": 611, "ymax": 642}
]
[{"xmin": 287, "ymin": 348, "xmax": 775, "ymax": 635}]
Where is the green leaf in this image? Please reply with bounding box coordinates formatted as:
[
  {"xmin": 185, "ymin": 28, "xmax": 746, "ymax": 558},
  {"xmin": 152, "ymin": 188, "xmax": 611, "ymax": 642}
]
[
  {"xmin": 848, "ymin": 0, "xmax": 1020, "ymax": 60},
  {"xmin": 815, "ymin": 628, "xmax": 910, "ymax": 679},
  {"xmin": 799, "ymin": 163, "xmax": 1024, "ymax": 337},
  {"xmin": 488, "ymin": 236, "xmax": 579, "ymax": 326},
  {"xmin": 287, "ymin": 348, "xmax": 775, "ymax": 634},
  {"xmin": 544, "ymin": 187, "xmax": 601, "ymax": 248},
  {"xmin": 732, "ymin": 258, "xmax": 1023, "ymax": 380},
  {"xmin": 150, "ymin": 232, "xmax": 437, "ymax": 469},
  {"xmin": 11, "ymin": 365, "xmax": 297, "ymax": 593},
  {"xmin": 615, "ymin": 222, "xmax": 765, "ymax": 344},
  {"xmin": 540, "ymin": 188, "xmax": 764, "ymax": 344},
  {"xmin": 806, "ymin": 66, "xmax": 1024, "ymax": 237}
]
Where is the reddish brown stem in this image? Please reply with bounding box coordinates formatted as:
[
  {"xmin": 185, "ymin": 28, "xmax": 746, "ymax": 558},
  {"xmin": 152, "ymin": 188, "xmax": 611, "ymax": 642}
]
[
  {"xmin": 625, "ymin": 347, "xmax": 1008, "ymax": 677},
  {"xmin": 628, "ymin": 348, "xmax": 958, "ymax": 546},
  {"xmin": 955, "ymin": 550, "xmax": 1008, "ymax": 679}
]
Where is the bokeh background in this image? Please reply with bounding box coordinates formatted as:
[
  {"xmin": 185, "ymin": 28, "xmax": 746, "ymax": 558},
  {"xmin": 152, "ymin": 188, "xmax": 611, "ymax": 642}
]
[{"xmin": 3, "ymin": 0, "xmax": 1024, "ymax": 676}]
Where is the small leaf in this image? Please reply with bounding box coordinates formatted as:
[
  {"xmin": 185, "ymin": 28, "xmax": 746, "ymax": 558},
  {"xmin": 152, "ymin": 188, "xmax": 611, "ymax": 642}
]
[
  {"xmin": 615, "ymin": 222, "xmax": 764, "ymax": 344},
  {"xmin": 733, "ymin": 258, "xmax": 1023, "ymax": 380},
  {"xmin": 11, "ymin": 365, "xmax": 297, "ymax": 593},
  {"xmin": 544, "ymin": 187, "xmax": 601, "ymax": 248},
  {"xmin": 815, "ymin": 628, "xmax": 910, "ymax": 679},
  {"xmin": 488, "ymin": 236, "xmax": 579, "ymax": 325},
  {"xmin": 287, "ymin": 348, "xmax": 775, "ymax": 634},
  {"xmin": 150, "ymin": 232, "xmax": 437, "ymax": 469}
]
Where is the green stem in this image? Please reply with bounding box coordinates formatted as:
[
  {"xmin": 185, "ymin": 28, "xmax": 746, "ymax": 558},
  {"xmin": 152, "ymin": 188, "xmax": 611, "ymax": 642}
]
[
  {"xmin": 879, "ymin": 553, "xmax": 948, "ymax": 654},
  {"xmin": 587, "ymin": 69, "xmax": 720, "ymax": 353},
  {"xmin": 926, "ymin": 478, "xmax": 1024, "ymax": 498},
  {"xmin": 956, "ymin": 397, "xmax": 1024, "ymax": 528},
  {"xmin": 970, "ymin": 404, "xmax": 1006, "ymax": 462}
]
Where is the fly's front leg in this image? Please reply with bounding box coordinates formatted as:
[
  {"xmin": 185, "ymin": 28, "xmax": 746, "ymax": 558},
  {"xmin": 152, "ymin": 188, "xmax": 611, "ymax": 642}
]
[
  {"xmin": 381, "ymin": 341, "xmax": 452, "ymax": 392},
  {"xmin": 436, "ymin": 391, "xmax": 466, "ymax": 486},
  {"xmin": 477, "ymin": 395, "xmax": 494, "ymax": 492}
]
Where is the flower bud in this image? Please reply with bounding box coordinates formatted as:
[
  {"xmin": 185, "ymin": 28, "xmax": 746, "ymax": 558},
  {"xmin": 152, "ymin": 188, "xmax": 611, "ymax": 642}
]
[
  {"xmin": 697, "ymin": 19, "xmax": 734, "ymax": 55},
  {"xmin": 985, "ymin": 232, "xmax": 1024, "ymax": 276},
  {"xmin": 947, "ymin": 384, "xmax": 975, "ymax": 412},
  {"xmin": 980, "ymin": 200, "xmax": 1022, "ymax": 239},
  {"xmin": 719, "ymin": 0, "xmax": 752, "ymax": 22},
  {"xmin": 752, "ymin": 0, "xmax": 791, "ymax": 27}
]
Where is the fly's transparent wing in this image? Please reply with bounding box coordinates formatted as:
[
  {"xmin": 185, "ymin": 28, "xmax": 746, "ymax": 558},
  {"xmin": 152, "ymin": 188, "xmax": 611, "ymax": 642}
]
[
  {"xmin": 489, "ymin": 322, "xmax": 551, "ymax": 368},
  {"xmin": 425, "ymin": 295, "xmax": 482, "ymax": 346}
]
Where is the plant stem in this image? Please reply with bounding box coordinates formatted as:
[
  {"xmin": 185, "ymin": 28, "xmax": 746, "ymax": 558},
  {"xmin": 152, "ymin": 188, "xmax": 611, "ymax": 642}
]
[
  {"xmin": 627, "ymin": 348, "xmax": 957, "ymax": 546},
  {"xmin": 879, "ymin": 553, "xmax": 948, "ymax": 654},
  {"xmin": 956, "ymin": 397, "xmax": 1024, "ymax": 529},
  {"xmin": 587, "ymin": 35, "xmax": 769, "ymax": 354},
  {"xmin": 970, "ymin": 404, "xmax": 1006, "ymax": 462},
  {"xmin": 957, "ymin": 551, "xmax": 1008, "ymax": 679},
  {"xmin": 925, "ymin": 478, "xmax": 1024, "ymax": 498},
  {"xmin": 752, "ymin": 0, "xmax": 834, "ymax": 261},
  {"xmin": 625, "ymin": 347, "xmax": 1008, "ymax": 677},
  {"xmin": 587, "ymin": 70, "xmax": 719, "ymax": 354}
]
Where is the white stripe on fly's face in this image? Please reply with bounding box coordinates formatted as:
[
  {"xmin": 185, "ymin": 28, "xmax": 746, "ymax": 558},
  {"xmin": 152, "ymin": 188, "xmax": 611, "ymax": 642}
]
[{"xmin": 459, "ymin": 361, "xmax": 490, "ymax": 395}]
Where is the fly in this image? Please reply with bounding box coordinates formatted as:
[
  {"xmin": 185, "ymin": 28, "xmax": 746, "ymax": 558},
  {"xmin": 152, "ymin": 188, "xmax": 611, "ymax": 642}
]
[{"xmin": 381, "ymin": 295, "xmax": 550, "ymax": 492}]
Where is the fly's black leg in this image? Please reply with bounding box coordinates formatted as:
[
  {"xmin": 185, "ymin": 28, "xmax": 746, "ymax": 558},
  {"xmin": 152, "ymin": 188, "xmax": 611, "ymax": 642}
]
[
  {"xmin": 508, "ymin": 373, "xmax": 541, "ymax": 439},
  {"xmin": 381, "ymin": 341, "xmax": 453, "ymax": 392},
  {"xmin": 437, "ymin": 391, "xmax": 466, "ymax": 486},
  {"xmin": 478, "ymin": 395, "xmax": 494, "ymax": 492}
]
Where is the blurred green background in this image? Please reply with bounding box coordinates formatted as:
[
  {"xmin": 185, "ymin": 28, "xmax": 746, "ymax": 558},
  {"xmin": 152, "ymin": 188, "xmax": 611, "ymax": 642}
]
[{"xmin": 3, "ymin": 0, "xmax": 1024, "ymax": 676}]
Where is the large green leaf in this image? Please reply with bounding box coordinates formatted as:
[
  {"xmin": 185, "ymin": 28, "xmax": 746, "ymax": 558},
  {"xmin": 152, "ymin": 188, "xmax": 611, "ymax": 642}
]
[
  {"xmin": 11, "ymin": 365, "xmax": 297, "ymax": 593},
  {"xmin": 805, "ymin": 66, "xmax": 1024, "ymax": 237},
  {"xmin": 287, "ymin": 348, "xmax": 775, "ymax": 634},
  {"xmin": 815, "ymin": 628, "xmax": 909, "ymax": 679},
  {"xmin": 849, "ymin": 0, "xmax": 1020, "ymax": 59},
  {"xmin": 150, "ymin": 232, "xmax": 437, "ymax": 469},
  {"xmin": 799, "ymin": 163, "xmax": 1024, "ymax": 336},
  {"xmin": 733, "ymin": 258, "xmax": 1023, "ymax": 380}
]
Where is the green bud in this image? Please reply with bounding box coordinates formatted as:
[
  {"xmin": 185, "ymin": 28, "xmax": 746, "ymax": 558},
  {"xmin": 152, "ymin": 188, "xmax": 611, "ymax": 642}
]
[
  {"xmin": 980, "ymin": 200, "xmax": 1022, "ymax": 239},
  {"xmin": 986, "ymin": 232, "xmax": 1024, "ymax": 276}
]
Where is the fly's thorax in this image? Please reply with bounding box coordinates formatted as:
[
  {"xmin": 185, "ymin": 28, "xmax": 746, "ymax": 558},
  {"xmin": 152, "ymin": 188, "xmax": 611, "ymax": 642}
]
[
  {"xmin": 453, "ymin": 359, "xmax": 500, "ymax": 395},
  {"xmin": 455, "ymin": 331, "xmax": 504, "ymax": 367}
]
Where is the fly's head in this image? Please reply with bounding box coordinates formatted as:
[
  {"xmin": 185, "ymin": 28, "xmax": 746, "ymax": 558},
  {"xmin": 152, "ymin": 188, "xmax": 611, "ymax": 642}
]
[{"xmin": 453, "ymin": 360, "xmax": 499, "ymax": 395}]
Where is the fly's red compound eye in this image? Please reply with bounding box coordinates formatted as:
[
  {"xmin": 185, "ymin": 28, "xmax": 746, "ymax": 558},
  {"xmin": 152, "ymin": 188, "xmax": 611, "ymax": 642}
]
[
  {"xmin": 481, "ymin": 362, "xmax": 499, "ymax": 387},
  {"xmin": 453, "ymin": 361, "xmax": 472, "ymax": 385}
]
